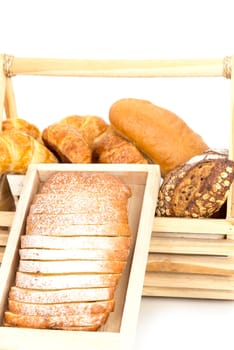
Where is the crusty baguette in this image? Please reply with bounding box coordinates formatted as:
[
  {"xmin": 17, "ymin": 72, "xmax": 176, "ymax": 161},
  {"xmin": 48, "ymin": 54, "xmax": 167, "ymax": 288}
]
[
  {"xmin": 19, "ymin": 248, "xmax": 129, "ymax": 261},
  {"xmin": 8, "ymin": 299, "xmax": 114, "ymax": 316},
  {"xmin": 4, "ymin": 311, "xmax": 109, "ymax": 329},
  {"xmin": 25, "ymin": 223, "xmax": 131, "ymax": 236},
  {"xmin": 18, "ymin": 259, "xmax": 126, "ymax": 274},
  {"xmin": 92, "ymin": 125, "xmax": 148, "ymax": 164},
  {"xmin": 109, "ymin": 98, "xmax": 209, "ymax": 176},
  {"xmin": 10, "ymin": 284, "xmax": 117, "ymax": 300}
]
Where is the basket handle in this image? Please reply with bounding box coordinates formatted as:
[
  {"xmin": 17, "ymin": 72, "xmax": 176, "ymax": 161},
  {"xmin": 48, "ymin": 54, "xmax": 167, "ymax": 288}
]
[
  {"xmin": 0, "ymin": 55, "xmax": 6, "ymax": 130},
  {"xmin": 4, "ymin": 77, "xmax": 18, "ymax": 119}
]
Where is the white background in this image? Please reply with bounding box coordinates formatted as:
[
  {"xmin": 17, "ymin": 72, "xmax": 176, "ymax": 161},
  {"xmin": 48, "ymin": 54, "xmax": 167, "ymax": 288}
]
[{"xmin": 1, "ymin": 1, "xmax": 234, "ymax": 349}]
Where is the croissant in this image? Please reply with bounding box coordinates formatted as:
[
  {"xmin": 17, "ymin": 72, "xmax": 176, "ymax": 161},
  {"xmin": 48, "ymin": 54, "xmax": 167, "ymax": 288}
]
[
  {"xmin": 92, "ymin": 126, "xmax": 148, "ymax": 164},
  {"xmin": 58, "ymin": 115, "xmax": 108, "ymax": 147},
  {"xmin": 0, "ymin": 130, "xmax": 58, "ymax": 174},
  {"xmin": 42, "ymin": 123, "xmax": 92, "ymax": 163},
  {"xmin": 2, "ymin": 118, "xmax": 41, "ymax": 141}
]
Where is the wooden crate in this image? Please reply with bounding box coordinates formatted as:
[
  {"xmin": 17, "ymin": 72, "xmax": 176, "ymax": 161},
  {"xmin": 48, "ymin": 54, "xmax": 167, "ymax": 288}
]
[
  {"xmin": 0, "ymin": 163, "xmax": 160, "ymax": 350},
  {"xmin": 1, "ymin": 54, "xmax": 234, "ymax": 303}
]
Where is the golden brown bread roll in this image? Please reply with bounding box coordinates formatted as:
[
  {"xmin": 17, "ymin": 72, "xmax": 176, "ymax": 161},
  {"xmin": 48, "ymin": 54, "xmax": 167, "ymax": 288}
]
[
  {"xmin": 0, "ymin": 130, "xmax": 58, "ymax": 174},
  {"xmin": 109, "ymin": 98, "xmax": 209, "ymax": 176},
  {"xmin": 58, "ymin": 115, "xmax": 108, "ymax": 147},
  {"xmin": 42, "ymin": 123, "xmax": 92, "ymax": 163},
  {"xmin": 92, "ymin": 125, "xmax": 148, "ymax": 164},
  {"xmin": 156, "ymin": 150, "xmax": 234, "ymax": 218},
  {"xmin": 2, "ymin": 118, "xmax": 41, "ymax": 141}
]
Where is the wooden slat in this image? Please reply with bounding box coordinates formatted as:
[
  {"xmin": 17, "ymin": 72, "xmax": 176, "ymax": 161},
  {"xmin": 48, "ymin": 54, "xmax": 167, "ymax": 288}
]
[
  {"xmin": 0, "ymin": 211, "xmax": 15, "ymax": 227},
  {"xmin": 144, "ymin": 271, "xmax": 234, "ymax": 290},
  {"xmin": 153, "ymin": 232, "xmax": 225, "ymax": 240},
  {"xmin": 146, "ymin": 253, "xmax": 234, "ymax": 275},
  {"xmin": 4, "ymin": 77, "xmax": 18, "ymax": 119},
  {"xmin": 153, "ymin": 217, "xmax": 234, "ymax": 235},
  {"xmin": 0, "ymin": 54, "xmax": 6, "ymax": 129},
  {"xmin": 227, "ymin": 56, "xmax": 234, "ymax": 219},
  {"xmin": 149, "ymin": 236, "xmax": 234, "ymax": 256},
  {"xmin": 0, "ymin": 231, "xmax": 9, "ymax": 246},
  {"xmin": 142, "ymin": 286, "xmax": 234, "ymax": 300},
  {"xmin": 0, "ymin": 246, "xmax": 4, "ymax": 263},
  {"xmin": 8, "ymin": 57, "xmax": 226, "ymax": 78}
]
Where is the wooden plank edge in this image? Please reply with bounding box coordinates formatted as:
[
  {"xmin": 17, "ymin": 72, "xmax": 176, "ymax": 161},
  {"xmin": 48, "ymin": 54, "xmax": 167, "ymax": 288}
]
[{"xmin": 142, "ymin": 286, "xmax": 234, "ymax": 300}]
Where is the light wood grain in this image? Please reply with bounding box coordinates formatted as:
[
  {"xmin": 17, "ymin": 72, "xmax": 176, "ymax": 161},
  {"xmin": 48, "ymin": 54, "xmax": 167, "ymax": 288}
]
[
  {"xmin": 228, "ymin": 57, "xmax": 234, "ymax": 219},
  {"xmin": 144, "ymin": 271, "xmax": 234, "ymax": 290},
  {"xmin": 153, "ymin": 217, "xmax": 234, "ymax": 235},
  {"xmin": 0, "ymin": 231, "xmax": 9, "ymax": 246},
  {"xmin": 0, "ymin": 212, "xmax": 15, "ymax": 227},
  {"xmin": 142, "ymin": 286, "xmax": 234, "ymax": 300},
  {"xmin": 149, "ymin": 235, "xmax": 234, "ymax": 256},
  {"xmin": 0, "ymin": 247, "xmax": 4, "ymax": 263},
  {"xmin": 0, "ymin": 163, "xmax": 160, "ymax": 349},
  {"xmin": 146, "ymin": 253, "xmax": 234, "ymax": 275},
  {"xmin": 8, "ymin": 57, "xmax": 227, "ymax": 78},
  {"xmin": 4, "ymin": 77, "xmax": 18, "ymax": 119},
  {"xmin": 0, "ymin": 55, "xmax": 6, "ymax": 129}
]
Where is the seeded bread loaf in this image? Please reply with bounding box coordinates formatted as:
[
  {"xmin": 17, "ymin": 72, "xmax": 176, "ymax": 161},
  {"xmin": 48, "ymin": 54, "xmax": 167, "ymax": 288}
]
[{"xmin": 156, "ymin": 150, "xmax": 234, "ymax": 218}]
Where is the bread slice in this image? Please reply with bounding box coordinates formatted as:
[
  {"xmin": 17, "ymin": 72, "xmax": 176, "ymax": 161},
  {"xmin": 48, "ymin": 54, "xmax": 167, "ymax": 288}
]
[
  {"xmin": 25, "ymin": 222, "xmax": 131, "ymax": 236},
  {"xmin": 40, "ymin": 171, "xmax": 131, "ymax": 198},
  {"xmin": 10, "ymin": 284, "xmax": 117, "ymax": 301},
  {"xmin": 4, "ymin": 311, "xmax": 109, "ymax": 329},
  {"xmin": 8, "ymin": 299, "xmax": 115, "ymax": 316},
  {"xmin": 30, "ymin": 194, "xmax": 126, "ymax": 215},
  {"xmin": 19, "ymin": 248, "xmax": 130, "ymax": 261},
  {"xmin": 26, "ymin": 210, "xmax": 128, "ymax": 228},
  {"xmin": 18, "ymin": 259, "xmax": 126, "ymax": 274},
  {"xmin": 21, "ymin": 235, "xmax": 131, "ymax": 250}
]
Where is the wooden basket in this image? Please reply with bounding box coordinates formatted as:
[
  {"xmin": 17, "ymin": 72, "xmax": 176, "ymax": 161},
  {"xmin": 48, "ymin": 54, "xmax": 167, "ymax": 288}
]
[
  {"xmin": 0, "ymin": 54, "xmax": 234, "ymax": 303},
  {"xmin": 0, "ymin": 163, "xmax": 160, "ymax": 350}
]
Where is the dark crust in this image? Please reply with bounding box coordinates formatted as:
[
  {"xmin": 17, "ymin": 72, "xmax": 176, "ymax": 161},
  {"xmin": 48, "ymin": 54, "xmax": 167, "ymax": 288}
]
[{"xmin": 156, "ymin": 151, "xmax": 234, "ymax": 218}]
